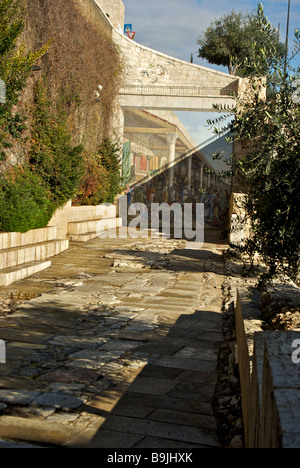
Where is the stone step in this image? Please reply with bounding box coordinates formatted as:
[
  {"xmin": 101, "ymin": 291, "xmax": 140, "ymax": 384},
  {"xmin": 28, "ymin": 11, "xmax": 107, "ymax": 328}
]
[
  {"xmin": 0, "ymin": 227, "xmax": 57, "ymax": 250},
  {"xmin": 0, "ymin": 415, "xmax": 85, "ymax": 447},
  {"xmin": 68, "ymin": 203, "xmax": 117, "ymax": 221},
  {"xmin": 0, "ymin": 239, "xmax": 69, "ymax": 270},
  {"xmin": 0, "ymin": 260, "xmax": 52, "ymax": 286},
  {"xmin": 68, "ymin": 217, "xmax": 123, "ymax": 238}
]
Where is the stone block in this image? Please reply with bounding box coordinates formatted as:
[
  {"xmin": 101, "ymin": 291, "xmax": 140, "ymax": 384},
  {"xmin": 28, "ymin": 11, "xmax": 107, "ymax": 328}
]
[
  {"xmin": 0, "ymin": 415, "xmax": 83, "ymax": 446},
  {"xmin": 259, "ymin": 332, "xmax": 300, "ymax": 448},
  {"xmin": 31, "ymin": 392, "xmax": 85, "ymax": 410},
  {"xmin": 0, "ymin": 260, "xmax": 51, "ymax": 286},
  {"xmin": 0, "ymin": 390, "xmax": 40, "ymax": 405},
  {"xmin": 229, "ymin": 193, "xmax": 246, "ymax": 216}
]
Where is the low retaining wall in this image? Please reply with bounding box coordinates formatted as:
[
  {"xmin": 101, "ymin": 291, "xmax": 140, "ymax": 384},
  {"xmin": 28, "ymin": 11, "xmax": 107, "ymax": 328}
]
[
  {"xmin": 48, "ymin": 200, "xmax": 118, "ymax": 239},
  {"xmin": 0, "ymin": 201, "xmax": 121, "ymax": 286},
  {"xmin": 235, "ymin": 289, "xmax": 300, "ymax": 448}
]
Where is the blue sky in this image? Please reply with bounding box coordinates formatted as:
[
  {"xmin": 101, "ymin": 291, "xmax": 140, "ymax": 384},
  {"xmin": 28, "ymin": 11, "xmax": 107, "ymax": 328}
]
[
  {"xmin": 124, "ymin": 0, "xmax": 300, "ymax": 68},
  {"xmin": 123, "ymin": 0, "xmax": 300, "ymax": 143}
]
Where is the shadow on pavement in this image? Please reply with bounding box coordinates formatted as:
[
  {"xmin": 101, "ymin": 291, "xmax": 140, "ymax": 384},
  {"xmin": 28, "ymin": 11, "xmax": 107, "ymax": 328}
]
[{"xmin": 69, "ymin": 307, "xmax": 224, "ymax": 448}]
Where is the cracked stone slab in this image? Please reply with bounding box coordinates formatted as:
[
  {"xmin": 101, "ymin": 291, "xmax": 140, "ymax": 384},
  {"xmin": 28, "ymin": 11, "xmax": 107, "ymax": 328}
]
[
  {"xmin": 48, "ymin": 335, "xmax": 108, "ymax": 349},
  {"xmin": 31, "ymin": 392, "xmax": 85, "ymax": 410},
  {"xmin": 0, "ymin": 390, "xmax": 41, "ymax": 405}
]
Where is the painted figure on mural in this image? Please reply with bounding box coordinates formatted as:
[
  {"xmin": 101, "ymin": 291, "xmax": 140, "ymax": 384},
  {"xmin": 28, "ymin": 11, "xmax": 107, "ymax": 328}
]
[
  {"xmin": 128, "ymin": 154, "xmax": 230, "ymax": 229},
  {"xmin": 169, "ymin": 186, "xmax": 176, "ymax": 204},
  {"xmin": 162, "ymin": 185, "xmax": 168, "ymax": 203},
  {"xmin": 126, "ymin": 184, "xmax": 133, "ymax": 206}
]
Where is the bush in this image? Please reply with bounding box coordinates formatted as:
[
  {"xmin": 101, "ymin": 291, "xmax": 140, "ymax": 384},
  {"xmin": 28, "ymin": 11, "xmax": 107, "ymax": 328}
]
[
  {"xmin": 0, "ymin": 166, "xmax": 55, "ymax": 232},
  {"xmin": 73, "ymin": 140, "xmax": 121, "ymax": 206},
  {"xmin": 97, "ymin": 139, "xmax": 121, "ymax": 204},
  {"xmin": 29, "ymin": 78, "xmax": 84, "ymax": 207},
  {"xmin": 73, "ymin": 150, "xmax": 110, "ymax": 206},
  {"xmin": 0, "ymin": 0, "xmax": 48, "ymax": 162}
]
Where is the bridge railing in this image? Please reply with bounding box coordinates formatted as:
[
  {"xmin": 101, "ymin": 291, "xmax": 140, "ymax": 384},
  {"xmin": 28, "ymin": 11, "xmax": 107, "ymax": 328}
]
[{"xmin": 119, "ymin": 85, "xmax": 238, "ymax": 97}]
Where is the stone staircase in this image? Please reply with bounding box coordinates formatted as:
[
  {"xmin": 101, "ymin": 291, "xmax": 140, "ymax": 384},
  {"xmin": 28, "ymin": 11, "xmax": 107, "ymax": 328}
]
[
  {"xmin": 0, "ymin": 203, "xmax": 123, "ymax": 286},
  {"xmin": 67, "ymin": 204, "xmax": 122, "ymax": 242},
  {"xmin": 0, "ymin": 227, "xmax": 68, "ymax": 287}
]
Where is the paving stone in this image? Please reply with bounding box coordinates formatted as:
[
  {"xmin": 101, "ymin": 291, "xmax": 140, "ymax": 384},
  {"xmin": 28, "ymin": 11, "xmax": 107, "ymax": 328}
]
[
  {"xmin": 99, "ymin": 414, "xmax": 219, "ymax": 447},
  {"xmin": 146, "ymin": 394, "xmax": 215, "ymax": 416},
  {"xmin": 136, "ymin": 341, "xmax": 183, "ymax": 356},
  {"xmin": 48, "ymin": 335, "xmax": 107, "ymax": 348},
  {"xmin": 110, "ymin": 403, "xmax": 154, "ymax": 418},
  {"xmin": 148, "ymin": 408, "xmax": 218, "ymax": 430},
  {"xmin": 31, "ymin": 392, "xmax": 85, "ymax": 410},
  {"xmin": 0, "ymin": 438, "xmax": 44, "ymax": 448},
  {"xmin": 0, "ymin": 415, "xmax": 83, "ymax": 446},
  {"xmin": 153, "ymin": 356, "xmax": 217, "ymax": 373},
  {"xmin": 45, "ymin": 413, "xmax": 80, "ymax": 424},
  {"xmin": 68, "ymin": 428, "xmax": 144, "ymax": 448},
  {"xmin": 134, "ymin": 436, "xmax": 206, "ymax": 448},
  {"xmin": 125, "ymin": 322, "xmax": 157, "ymax": 332},
  {"xmin": 175, "ymin": 369, "xmax": 218, "ymax": 386},
  {"xmin": 0, "ymin": 403, "xmax": 7, "ymax": 412},
  {"xmin": 139, "ymin": 364, "xmax": 183, "ymax": 380},
  {"xmin": 99, "ymin": 340, "xmax": 141, "ymax": 353},
  {"xmin": 127, "ymin": 376, "xmax": 179, "ymax": 395},
  {"xmin": 47, "ymin": 383, "xmax": 85, "ymax": 394},
  {"xmin": 173, "ymin": 346, "xmax": 219, "ymax": 361},
  {"xmin": 0, "ymin": 232, "xmax": 227, "ymax": 447},
  {"xmin": 167, "ymin": 381, "xmax": 216, "ymax": 401},
  {"xmin": 0, "ymin": 390, "xmax": 41, "ymax": 405}
]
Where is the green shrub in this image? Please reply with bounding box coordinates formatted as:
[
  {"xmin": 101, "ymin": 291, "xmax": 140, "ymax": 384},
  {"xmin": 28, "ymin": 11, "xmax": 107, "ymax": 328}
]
[
  {"xmin": 97, "ymin": 139, "xmax": 121, "ymax": 204},
  {"xmin": 29, "ymin": 78, "xmax": 84, "ymax": 207},
  {"xmin": 0, "ymin": 0, "xmax": 48, "ymax": 160},
  {"xmin": 73, "ymin": 149, "xmax": 110, "ymax": 206},
  {"xmin": 0, "ymin": 166, "xmax": 55, "ymax": 232}
]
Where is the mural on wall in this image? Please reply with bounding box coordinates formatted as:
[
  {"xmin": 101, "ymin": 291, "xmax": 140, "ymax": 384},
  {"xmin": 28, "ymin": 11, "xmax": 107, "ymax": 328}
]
[{"xmin": 125, "ymin": 154, "xmax": 231, "ymax": 230}]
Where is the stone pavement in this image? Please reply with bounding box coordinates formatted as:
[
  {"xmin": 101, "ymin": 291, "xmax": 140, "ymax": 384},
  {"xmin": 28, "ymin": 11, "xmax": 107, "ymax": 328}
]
[{"xmin": 0, "ymin": 228, "xmax": 228, "ymax": 448}]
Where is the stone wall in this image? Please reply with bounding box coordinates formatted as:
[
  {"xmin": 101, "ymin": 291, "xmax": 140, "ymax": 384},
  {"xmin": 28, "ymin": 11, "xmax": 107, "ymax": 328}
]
[
  {"xmin": 94, "ymin": 0, "xmax": 124, "ymax": 30},
  {"xmin": 235, "ymin": 289, "xmax": 300, "ymax": 448},
  {"xmin": 73, "ymin": 0, "xmax": 113, "ymax": 36},
  {"xmin": 228, "ymin": 193, "xmax": 251, "ymax": 247}
]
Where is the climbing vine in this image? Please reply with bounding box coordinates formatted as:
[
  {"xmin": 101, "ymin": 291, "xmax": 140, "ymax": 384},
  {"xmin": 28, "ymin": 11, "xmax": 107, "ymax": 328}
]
[
  {"xmin": 0, "ymin": 0, "xmax": 48, "ymax": 163},
  {"xmin": 0, "ymin": 0, "xmax": 123, "ymax": 232},
  {"xmin": 29, "ymin": 78, "xmax": 84, "ymax": 207}
]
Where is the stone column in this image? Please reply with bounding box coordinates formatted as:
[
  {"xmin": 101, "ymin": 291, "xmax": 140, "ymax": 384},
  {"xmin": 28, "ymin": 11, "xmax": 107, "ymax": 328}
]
[
  {"xmin": 187, "ymin": 156, "xmax": 192, "ymax": 191},
  {"xmin": 111, "ymin": 104, "xmax": 124, "ymax": 147},
  {"xmin": 154, "ymin": 151, "xmax": 164, "ymax": 170},
  {"xmin": 146, "ymin": 154, "xmax": 153, "ymax": 174},
  {"xmin": 166, "ymin": 132, "xmax": 178, "ymax": 188},
  {"xmin": 199, "ymin": 162, "xmax": 204, "ymax": 189}
]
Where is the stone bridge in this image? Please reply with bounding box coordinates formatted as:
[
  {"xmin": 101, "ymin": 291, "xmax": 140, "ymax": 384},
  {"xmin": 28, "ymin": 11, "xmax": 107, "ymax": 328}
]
[
  {"xmin": 74, "ymin": 0, "xmax": 257, "ymax": 169},
  {"xmin": 75, "ymin": 0, "xmax": 248, "ymax": 115},
  {"xmin": 113, "ymin": 32, "xmax": 242, "ymax": 112}
]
